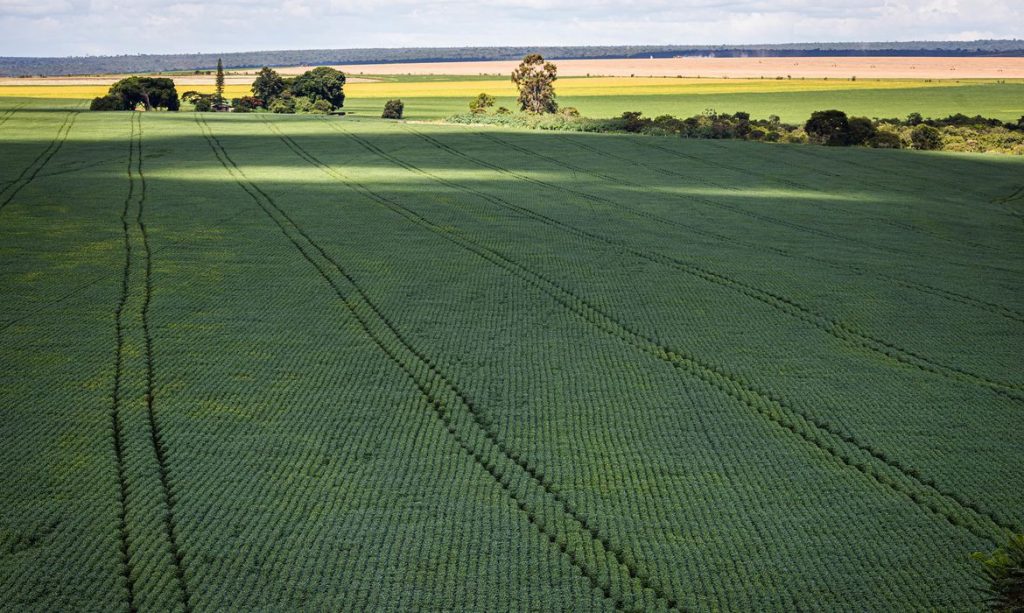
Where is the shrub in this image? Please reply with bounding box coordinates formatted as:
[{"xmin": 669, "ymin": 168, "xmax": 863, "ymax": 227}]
[
  {"xmin": 783, "ymin": 129, "xmax": 809, "ymax": 144},
  {"xmin": 846, "ymin": 116, "xmax": 877, "ymax": 146},
  {"xmin": 231, "ymin": 96, "xmax": 263, "ymax": 113},
  {"xmin": 652, "ymin": 114, "xmax": 685, "ymax": 134},
  {"xmin": 868, "ymin": 130, "xmax": 902, "ymax": 149},
  {"xmin": 972, "ymin": 534, "xmax": 1024, "ymax": 612},
  {"xmin": 469, "ymin": 93, "xmax": 495, "ymax": 114},
  {"xmin": 269, "ymin": 97, "xmax": 296, "ymax": 114},
  {"xmin": 309, "ymin": 99, "xmax": 333, "ymax": 114},
  {"xmin": 617, "ymin": 111, "xmax": 650, "ymax": 133},
  {"xmin": 90, "ymin": 94, "xmax": 126, "ymax": 111},
  {"xmin": 560, "ymin": 106, "xmax": 580, "ymax": 118},
  {"xmin": 495, "ymin": 106, "xmax": 511, "ymax": 115},
  {"xmin": 805, "ymin": 110, "xmax": 851, "ymax": 146},
  {"xmin": 382, "ymin": 99, "xmax": 404, "ymax": 119},
  {"xmin": 911, "ymin": 124, "xmax": 943, "ymax": 150}
]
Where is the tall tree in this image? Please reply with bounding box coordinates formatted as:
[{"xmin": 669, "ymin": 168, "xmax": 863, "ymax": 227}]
[
  {"xmin": 251, "ymin": 66, "xmax": 285, "ymax": 103},
  {"xmin": 215, "ymin": 58, "xmax": 225, "ymax": 105},
  {"xmin": 511, "ymin": 54, "xmax": 558, "ymax": 114}
]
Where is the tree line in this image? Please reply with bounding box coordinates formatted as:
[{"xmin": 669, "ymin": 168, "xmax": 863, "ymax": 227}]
[
  {"xmin": 90, "ymin": 63, "xmax": 348, "ymax": 114},
  {"xmin": 6, "ymin": 40, "xmax": 1024, "ymax": 77}
]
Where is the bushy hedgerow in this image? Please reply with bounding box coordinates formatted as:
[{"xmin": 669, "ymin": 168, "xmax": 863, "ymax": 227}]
[{"xmin": 446, "ymin": 108, "xmax": 1023, "ymax": 155}]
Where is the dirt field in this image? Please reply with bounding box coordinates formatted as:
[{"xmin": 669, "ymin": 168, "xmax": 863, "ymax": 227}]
[
  {"xmin": 296, "ymin": 56, "xmax": 1024, "ymax": 80},
  {"xmin": 0, "ymin": 74, "xmax": 376, "ymax": 87}
]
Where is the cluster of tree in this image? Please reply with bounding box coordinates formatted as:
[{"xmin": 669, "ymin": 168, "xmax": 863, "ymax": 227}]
[
  {"xmin": 469, "ymin": 93, "xmax": 511, "ymax": 115},
  {"xmin": 90, "ymin": 76, "xmax": 179, "ymax": 111},
  {"xmin": 805, "ymin": 109, "xmax": 1024, "ymax": 151},
  {"xmin": 464, "ymin": 55, "xmax": 560, "ymax": 116},
  {"xmin": 184, "ymin": 66, "xmax": 346, "ymax": 114},
  {"xmin": 7, "ymin": 40, "xmax": 1024, "ymax": 77},
  {"xmin": 447, "ymin": 106, "xmax": 1024, "ymax": 154},
  {"xmin": 607, "ymin": 110, "xmax": 796, "ymax": 141}
]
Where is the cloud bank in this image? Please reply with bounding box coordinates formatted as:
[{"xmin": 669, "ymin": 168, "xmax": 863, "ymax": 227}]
[{"xmin": 0, "ymin": 0, "xmax": 1019, "ymax": 56}]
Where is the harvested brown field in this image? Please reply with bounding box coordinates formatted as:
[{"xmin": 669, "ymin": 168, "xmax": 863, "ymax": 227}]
[
  {"xmin": 0, "ymin": 74, "xmax": 376, "ymax": 87},
  {"xmin": 298, "ymin": 56, "xmax": 1024, "ymax": 80}
]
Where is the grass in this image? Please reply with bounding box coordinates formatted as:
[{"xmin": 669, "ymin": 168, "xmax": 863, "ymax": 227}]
[{"xmin": 1, "ymin": 99, "xmax": 1023, "ymax": 610}]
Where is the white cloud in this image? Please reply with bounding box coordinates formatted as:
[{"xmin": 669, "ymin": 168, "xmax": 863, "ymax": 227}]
[{"xmin": 0, "ymin": 0, "xmax": 1020, "ymax": 56}]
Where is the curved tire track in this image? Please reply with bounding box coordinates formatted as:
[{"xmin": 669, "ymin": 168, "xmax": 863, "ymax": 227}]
[
  {"xmin": 278, "ymin": 120, "xmax": 1020, "ymax": 544},
  {"xmin": 200, "ymin": 115, "xmax": 679, "ymax": 612}
]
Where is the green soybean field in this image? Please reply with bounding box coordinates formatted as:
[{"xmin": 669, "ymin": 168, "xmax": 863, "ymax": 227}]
[{"xmin": 1, "ymin": 98, "xmax": 1023, "ymax": 611}]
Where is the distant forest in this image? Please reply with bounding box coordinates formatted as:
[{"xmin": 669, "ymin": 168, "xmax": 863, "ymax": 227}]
[{"xmin": 2, "ymin": 41, "xmax": 1023, "ymax": 77}]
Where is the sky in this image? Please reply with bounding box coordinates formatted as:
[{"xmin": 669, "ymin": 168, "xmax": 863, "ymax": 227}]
[{"xmin": 0, "ymin": 0, "xmax": 1020, "ymax": 57}]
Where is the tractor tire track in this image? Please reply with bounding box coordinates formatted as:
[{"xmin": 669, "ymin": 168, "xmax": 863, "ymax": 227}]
[
  {"xmin": 560, "ymin": 135, "xmax": 1024, "ymax": 324},
  {"xmin": 111, "ymin": 111, "xmax": 139, "ymax": 613},
  {"xmin": 397, "ymin": 126, "xmax": 1024, "ymax": 402},
  {"xmin": 272, "ymin": 120, "xmax": 1018, "ymax": 546},
  {"xmin": 700, "ymin": 140, "xmax": 1006, "ymax": 252},
  {"xmin": 0, "ymin": 111, "xmax": 79, "ymax": 214},
  {"xmin": 780, "ymin": 141, "xmax": 1017, "ymax": 216},
  {"xmin": 0, "ymin": 103, "xmax": 26, "ymax": 128},
  {"xmin": 109, "ymin": 113, "xmax": 190, "ymax": 612},
  {"xmin": 201, "ymin": 115, "xmax": 679, "ymax": 612},
  {"xmin": 134, "ymin": 114, "xmax": 192, "ymax": 612},
  {"xmin": 994, "ymin": 184, "xmax": 1024, "ymax": 224},
  {"xmin": 0, "ymin": 207, "xmax": 253, "ymax": 339},
  {"xmin": 641, "ymin": 139, "xmax": 1020, "ymax": 276},
  {"xmin": 488, "ymin": 130, "xmax": 999, "ymax": 257}
]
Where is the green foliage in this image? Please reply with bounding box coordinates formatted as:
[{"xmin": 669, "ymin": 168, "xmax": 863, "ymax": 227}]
[
  {"xmin": 469, "ymin": 92, "xmax": 495, "ymax": 114},
  {"xmin": 511, "ymin": 54, "xmax": 558, "ymax": 114},
  {"xmin": 89, "ymin": 94, "xmax": 126, "ymax": 111},
  {"xmin": 231, "ymin": 96, "xmax": 263, "ymax": 113},
  {"xmin": 868, "ymin": 130, "xmax": 902, "ymax": 149},
  {"xmin": 269, "ymin": 96, "xmax": 296, "ymax": 114},
  {"xmin": 215, "ymin": 58, "xmax": 225, "ymax": 104},
  {"xmin": 846, "ymin": 116, "xmax": 877, "ymax": 145},
  {"xmin": 972, "ymin": 534, "xmax": 1024, "ymax": 611},
  {"xmin": 310, "ymin": 99, "xmax": 333, "ymax": 114},
  {"xmin": 100, "ymin": 76, "xmax": 179, "ymax": 111},
  {"xmin": 911, "ymin": 124, "xmax": 944, "ymax": 150},
  {"xmin": 290, "ymin": 66, "xmax": 346, "ymax": 109},
  {"xmin": 182, "ymin": 90, "xmax": 216, "ymax": 112},
  {"xmin": 382, "ymin": 99, "xmax": 404, "ymax": 119},
  {"xmin": 251, "ymin": 66, "xmax": 285, "ymax": 103},
  {"xmin": 292, "ymin": 96, "xmax": 334, "ymax": 115},
  {"xmin": 805, "ymin": 110, "xmax": 852, "ymax": 145}
]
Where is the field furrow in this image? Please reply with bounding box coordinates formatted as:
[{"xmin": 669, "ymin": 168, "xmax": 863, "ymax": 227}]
[
  {"xmin": 0, "ymin": 110, "xmax": 79, "ymax": 213},
  {"xmin": 261, "ymin": 119, "xmax": 1018, "ymax": 543},
  {"xmin": 358, "ymin": 124, "xmax": 1024, "ymax": 402},
  {"xmin": 2, "ymin": 105, "xmax": 1021, "ymax": 611},
  {"xmin": 196, "ymin": 114, "xmax": 680, "ymax": 610},
  {"xmin": 111, "ymin": 112, "xmax": 191, "ymax": 611}
]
